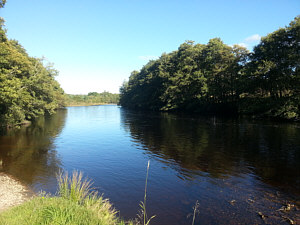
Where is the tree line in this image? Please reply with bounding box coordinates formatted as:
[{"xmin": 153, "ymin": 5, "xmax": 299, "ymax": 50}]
[
  {"xmin": 120, "ymin": 16, "xmax": 300, "ymax": 120},
  {"xmin": 0, "ymin": 1, "xmax": 65, "ymax": 126},
  {"xmin": 66, "ymin": 92, "xmax": 119, "ymax": 106}
]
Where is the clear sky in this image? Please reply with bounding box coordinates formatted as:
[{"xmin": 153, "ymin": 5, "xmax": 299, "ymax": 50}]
[{"xmin": 1, "ymin": 0, "xmax": 299, "ymax": 94}]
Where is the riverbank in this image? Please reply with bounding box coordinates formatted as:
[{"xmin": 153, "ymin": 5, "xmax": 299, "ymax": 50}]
[
  {"xmin": 66, "ymin": 103, "xmax": 118, "ymax": 107},
  {"xmin": 0, "ymin": 173, "xmax": 32, "ymax": 212},
  {"xmin": 0, "ymin": 171, "xmax": 135, "ymax": 225}
]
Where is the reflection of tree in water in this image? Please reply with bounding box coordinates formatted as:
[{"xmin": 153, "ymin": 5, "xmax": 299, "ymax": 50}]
[
  {"xmin": 120, "ymin": 109, "xmax": 300, "ymax": 195},
  {"xmin": 0, "ymin": 109, "xmax": 67, "ymax": 189}
]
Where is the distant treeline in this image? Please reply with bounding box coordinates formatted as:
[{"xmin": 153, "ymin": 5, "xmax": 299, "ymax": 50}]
[
  {"xmin": 0, "ymin": 6, "xmax": 65, "ymax": 127},
  {"xmin": 66, "ymin": 92, "xmax": 119, "ymax": 106},
  {"xmin": 120, "ymin": 16, "xmax": 300, "ymax": 120}
]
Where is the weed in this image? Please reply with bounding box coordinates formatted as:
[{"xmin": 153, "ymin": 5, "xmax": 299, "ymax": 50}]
[{"xmin": 137, "ymin": 161, "xmax": 155, "ymax": 225}]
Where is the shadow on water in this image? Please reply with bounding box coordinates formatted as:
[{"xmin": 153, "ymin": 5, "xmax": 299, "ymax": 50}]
[
  {"xmin": 120, "ymin": 109, "xmax": 300, "ymax": 195},
  {"xmin": 0, "ymin": 106, "xmax": 299, "ymax": 224},
  {"xmin": 0, "ymin": 109, "xmax": 67, "ymax": 191},
  {"xmin": 120, "ymin": 108, "xmax": 300, "ymax": 224}
]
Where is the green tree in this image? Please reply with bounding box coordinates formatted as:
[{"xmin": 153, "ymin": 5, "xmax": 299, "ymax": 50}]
[
  {"xmin": 120, "ymin": 16, "xmax": 299, "ymax": 120},
  {"xmin": 250, "ymin": 16, "xmax": 300, "ymax": 98},
  {"xmin": 161, "ymin": 41, "xmax": 207, "ymax": 110},
  {"xmin": 0, "ymin": 20, "xmax": 65, "ymax": 126},
  {"xmin": 0, "ymin": 0, "xmax": 6, "ymax": 8},
  {"xmin": 246, "ymin": 16, "xmax": 300, "ymax": 119}
]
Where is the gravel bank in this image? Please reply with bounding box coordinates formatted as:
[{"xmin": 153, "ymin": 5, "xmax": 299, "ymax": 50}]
[{"xmin": 0, "ymin": 173, "xmax": 31, "ymax": 212}]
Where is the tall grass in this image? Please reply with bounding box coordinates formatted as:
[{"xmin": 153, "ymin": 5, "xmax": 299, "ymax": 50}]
[
  {"xmin": 0, "ymin": 166, "xmax": 158, "ymax": 225},
  {"xmin": 191, "ymin": 200, "xmax": 199, "ymax": 225},
  {"xmin": 57, "ymin": 170, "xmax": 122, "ymax": 224},
  {"xmin": 0, "ymin": 170, "xmax": 134, "ymax": 225},
  {"xmin": 57, "ymin": 170, "xmax": 94, "ymax": 203},
  {"xmin": 137, "ymin": 161, "xmax": 155, "ymax": 225}
]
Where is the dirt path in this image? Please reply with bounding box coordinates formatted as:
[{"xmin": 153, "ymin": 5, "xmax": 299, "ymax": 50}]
[{"xmin": 0, "ymin": 173, "xmax": 31, "ymax": 212}]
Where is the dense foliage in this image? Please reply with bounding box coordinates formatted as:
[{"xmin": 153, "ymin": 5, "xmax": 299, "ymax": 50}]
[
  {"xmin": 66, "ymin": 92, "xmax": 119, "ymax": 106},
  {"xmin": 120, "ymin": 16, "xmax": 300, "ymax": 120},
  {"xmin": 0, "ymin": 12, "xmax": 65, "ymax": 126}
]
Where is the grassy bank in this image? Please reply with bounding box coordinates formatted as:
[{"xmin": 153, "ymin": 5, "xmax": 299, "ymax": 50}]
[
  {"xmin": 0, "ymin": 197, "xmax": 128, "ymax": 225},
  {"xmin": 0, "ymin": 171, "xmax": 134, "ymax": 225}
]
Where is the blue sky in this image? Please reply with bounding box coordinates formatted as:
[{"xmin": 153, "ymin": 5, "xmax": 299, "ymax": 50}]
[{"xmin": 1, "ymin": 0, "xmax": 299, "ymax": 94}]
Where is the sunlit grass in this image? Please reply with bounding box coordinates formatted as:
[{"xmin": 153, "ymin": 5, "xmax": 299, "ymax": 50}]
[
  {"xmin": 57, "ymin": 170, "xmax": 94, "ymax": 204},
  {"xmin": 0, "ymin": 170, "xmax": 134, "ymax": 225}
]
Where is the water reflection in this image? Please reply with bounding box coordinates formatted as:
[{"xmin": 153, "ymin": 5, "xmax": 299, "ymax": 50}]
[
  {"xmin": 0, "ymin": 106, "xmax": 299, "ymax": 224},
  {"xmin": 120, "ymin": 109, "xmax": 300, "ymax": 195},
  {"xmin": 0, "ymin": 109, "xmax": 67, "ymax": 190}
]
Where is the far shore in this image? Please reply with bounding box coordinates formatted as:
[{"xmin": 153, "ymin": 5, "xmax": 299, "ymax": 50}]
[
  {"xmin": 0, "ymin": 173, "xmax": 32, "ymax": 212},
  {"xmin": 66, "ymin": 103, "xmax": 118, "ymax": 107}
]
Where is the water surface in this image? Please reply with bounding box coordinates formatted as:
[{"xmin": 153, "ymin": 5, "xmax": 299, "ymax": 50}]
[{"xmin": 0, "ymin": 105, "xmax": 299, "ymax": 224}]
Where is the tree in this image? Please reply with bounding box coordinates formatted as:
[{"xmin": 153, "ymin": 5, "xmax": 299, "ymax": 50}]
[
  {"xmin": 0, "ymin": 0, "xmax": 6, "ymax": 8},
  {"xmin": 161, "ymin": 41, "xmax": 207, "ymax": 110},
  {"xmin": 0, "ymin": 20, "xmax": 65, "ymax": 126},
  {"xmin": 250, "ymin": 16, "xmax": 300, "ymax": 98},
  {"xmin": 119, "ymin": 16, "xmax": 299, "ymax": 120}
]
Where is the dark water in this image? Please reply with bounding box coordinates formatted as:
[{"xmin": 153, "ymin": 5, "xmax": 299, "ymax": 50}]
[{"xmin": 0, "ymin": 105, "xmax": 299, "ymax": 224}]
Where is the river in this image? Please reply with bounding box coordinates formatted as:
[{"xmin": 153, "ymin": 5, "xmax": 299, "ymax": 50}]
[{"xmin": 0, "ymin": 105, "xmax": 299, "ymax": 224}]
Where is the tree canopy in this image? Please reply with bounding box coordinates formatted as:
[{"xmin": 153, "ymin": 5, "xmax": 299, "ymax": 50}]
[
  {"xmin": 0, "ymin": 0, "xmax": 6, "ymax": 8},
  {"xmin": 0, "ymin": 17, "xmax": 65, "ymax": 126},
  {"xmin": 120, "ymin": 16, "xmax": 300, "ymax": 120}
]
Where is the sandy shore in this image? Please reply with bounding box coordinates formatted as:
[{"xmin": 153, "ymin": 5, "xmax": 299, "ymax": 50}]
[{"xmin": 0, "ymin": 173, "xmax": 31, "ymax": 212}]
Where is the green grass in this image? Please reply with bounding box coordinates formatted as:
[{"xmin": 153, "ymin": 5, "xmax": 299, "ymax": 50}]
[{"xmin": 0, "ymin": 171, "xmax": 134, "ymax": 225}]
